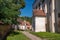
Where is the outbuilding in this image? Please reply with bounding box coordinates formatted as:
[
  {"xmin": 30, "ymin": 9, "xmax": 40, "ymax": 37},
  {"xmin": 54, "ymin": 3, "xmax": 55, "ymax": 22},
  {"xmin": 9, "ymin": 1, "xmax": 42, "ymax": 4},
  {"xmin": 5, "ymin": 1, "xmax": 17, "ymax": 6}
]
[{"xmin": 32, "ymin": 9, "xmax": 46, "ymax": 32}]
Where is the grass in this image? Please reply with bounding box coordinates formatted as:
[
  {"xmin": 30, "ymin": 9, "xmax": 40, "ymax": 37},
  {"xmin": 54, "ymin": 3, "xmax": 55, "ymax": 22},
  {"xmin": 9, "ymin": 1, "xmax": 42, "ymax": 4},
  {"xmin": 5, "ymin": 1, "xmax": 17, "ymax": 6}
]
[
  {"xmin": 7, "ymin": 31, "xmax": 30, "ymax": 40},
  {"xmin": 30, "ymin": 32, "xmax": 60, "ymax": 40}
]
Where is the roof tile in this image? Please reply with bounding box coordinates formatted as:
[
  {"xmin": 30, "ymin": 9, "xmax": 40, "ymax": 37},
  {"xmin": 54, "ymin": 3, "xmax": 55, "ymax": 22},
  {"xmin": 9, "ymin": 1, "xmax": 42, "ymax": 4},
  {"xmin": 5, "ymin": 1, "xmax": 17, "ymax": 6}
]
[{"xmin": 33, "ymin": 9, "xmax": 46, "ymax": 17}]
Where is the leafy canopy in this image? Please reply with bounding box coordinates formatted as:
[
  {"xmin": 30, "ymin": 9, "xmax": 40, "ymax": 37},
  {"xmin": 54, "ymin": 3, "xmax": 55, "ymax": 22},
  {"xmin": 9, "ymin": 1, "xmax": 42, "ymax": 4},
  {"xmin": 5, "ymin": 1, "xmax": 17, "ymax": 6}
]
[
  {"xmin": 20, "ymin": 16, "xmax": 32, "ymax": 25},
  {"xmin": 0, "ymin": 0, "xmax": 25, "ymax": 24}
]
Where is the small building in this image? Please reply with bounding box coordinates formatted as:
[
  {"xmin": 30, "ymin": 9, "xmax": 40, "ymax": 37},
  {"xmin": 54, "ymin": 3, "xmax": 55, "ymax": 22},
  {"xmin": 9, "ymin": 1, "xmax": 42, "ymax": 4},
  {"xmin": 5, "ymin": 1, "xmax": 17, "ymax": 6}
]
[
  {"xmin": 18, "ymin": 20, "xmax": 26, "ymax": 30},
  {"xmin": 17, "ymin": 18, "xmax": 32, "ymax": 30},
  {"xmin": 32, "ymin": 9, "xmax": 46, "ymax": 32},
  {"xmin": 26, "ymin": 21, "xmax": 32, "ymax": 30}
]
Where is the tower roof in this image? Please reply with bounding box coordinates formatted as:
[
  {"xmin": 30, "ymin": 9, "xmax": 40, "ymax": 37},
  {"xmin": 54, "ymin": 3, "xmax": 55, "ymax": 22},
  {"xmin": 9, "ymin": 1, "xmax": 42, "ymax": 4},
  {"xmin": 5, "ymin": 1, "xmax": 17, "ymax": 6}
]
[{"xmin": 33, "ymin": 9, "xmax": 46, "ymax": 17}]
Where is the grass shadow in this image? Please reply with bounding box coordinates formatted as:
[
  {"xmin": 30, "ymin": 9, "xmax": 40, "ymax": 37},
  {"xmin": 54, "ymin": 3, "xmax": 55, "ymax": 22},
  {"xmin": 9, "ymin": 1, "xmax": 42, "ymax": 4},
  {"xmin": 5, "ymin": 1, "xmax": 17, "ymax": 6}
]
[{"xmin": 8, "ymin": 31, "xmax": 20, "ymax": 37}]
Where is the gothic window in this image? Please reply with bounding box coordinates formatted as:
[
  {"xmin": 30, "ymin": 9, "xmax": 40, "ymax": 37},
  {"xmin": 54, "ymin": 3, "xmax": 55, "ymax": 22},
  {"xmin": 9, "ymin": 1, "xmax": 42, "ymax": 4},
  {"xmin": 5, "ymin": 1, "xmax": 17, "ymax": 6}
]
[
  {"xmin": 36, "ymin": 6, "xmax": 37, "ymax": 9},
  {"xmin": 39, "ymin": 3, "xmax": 40, "ymax": 9},
  {"xmin": 49, "ymin": 0, "xmax": 52, "ymax": 12},
  {"xmin": 40, "ymin": 0, "xmax": 45, "ymax": 4},
  {"xmin": 49, "ymin": 0, "xmax": 52, "ymax": 5},
  {"xmin": 58, "ymin": 13, "xmax": 60, "ymax": 17}
]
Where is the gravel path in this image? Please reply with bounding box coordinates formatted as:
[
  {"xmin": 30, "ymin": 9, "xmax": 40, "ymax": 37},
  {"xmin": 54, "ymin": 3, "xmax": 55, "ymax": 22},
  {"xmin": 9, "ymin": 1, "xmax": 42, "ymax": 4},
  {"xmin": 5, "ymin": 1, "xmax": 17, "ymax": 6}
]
[{"xmin": 21, "ymin": 31, "xmax": 46, "ymax": 40}]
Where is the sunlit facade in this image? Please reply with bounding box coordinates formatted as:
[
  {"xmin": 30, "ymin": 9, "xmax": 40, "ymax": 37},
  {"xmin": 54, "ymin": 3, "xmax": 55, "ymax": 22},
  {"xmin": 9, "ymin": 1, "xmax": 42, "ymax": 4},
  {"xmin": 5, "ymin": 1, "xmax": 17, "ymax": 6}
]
[{"xmin": 32, "ymin": 0, "xmax": 60, "ymax": 33}]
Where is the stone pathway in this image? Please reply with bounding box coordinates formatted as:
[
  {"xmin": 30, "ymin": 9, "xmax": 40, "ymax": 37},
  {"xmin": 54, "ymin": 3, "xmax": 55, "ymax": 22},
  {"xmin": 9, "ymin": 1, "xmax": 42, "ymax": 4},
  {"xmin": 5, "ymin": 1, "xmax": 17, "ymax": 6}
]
[{"xmin": 21, "ymin": 31, "xmax": 46, "ymax": 40}]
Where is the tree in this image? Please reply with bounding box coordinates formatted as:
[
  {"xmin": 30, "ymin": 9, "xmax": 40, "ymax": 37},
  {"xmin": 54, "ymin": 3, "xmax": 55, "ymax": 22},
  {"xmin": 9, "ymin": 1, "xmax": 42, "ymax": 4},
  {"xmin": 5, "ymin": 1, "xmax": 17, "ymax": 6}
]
[
  {"xmin": 0, "ymin": 0, "xmax": 25, "ymax": 24},
  {"xmin": 20, "ymin": 16, "xmax": 32, "ymax": 25}
]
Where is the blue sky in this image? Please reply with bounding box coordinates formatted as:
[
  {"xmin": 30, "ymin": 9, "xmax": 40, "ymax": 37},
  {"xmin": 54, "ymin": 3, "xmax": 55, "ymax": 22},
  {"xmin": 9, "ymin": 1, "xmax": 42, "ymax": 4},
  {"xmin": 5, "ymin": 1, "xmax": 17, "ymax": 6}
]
[{"xmin": 20, "ymin": 0, "xmax": 34, "ymax": 17}]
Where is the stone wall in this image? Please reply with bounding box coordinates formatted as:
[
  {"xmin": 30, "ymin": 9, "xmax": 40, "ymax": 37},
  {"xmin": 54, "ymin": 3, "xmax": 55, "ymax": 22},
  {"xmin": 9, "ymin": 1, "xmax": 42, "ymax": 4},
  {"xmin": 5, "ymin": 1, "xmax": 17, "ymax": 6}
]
[
  {"xmin": 0, "ymin": 24, "xmax": 11, "ymax": 40},
  {"xmin": 57, "ymin": 18, "xmax": 60, "ymax": 33}
]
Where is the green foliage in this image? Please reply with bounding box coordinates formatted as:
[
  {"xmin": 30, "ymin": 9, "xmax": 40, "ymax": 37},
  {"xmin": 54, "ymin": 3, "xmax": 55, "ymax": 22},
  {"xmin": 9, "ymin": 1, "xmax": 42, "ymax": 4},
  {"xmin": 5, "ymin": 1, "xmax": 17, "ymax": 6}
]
[
  {"xmin": 7, "ymin": 31, "xmax": 30, "ymax": 40},
  {"xmin": 0, "ymin": 0, "xmax": 25, "ymax": 24},
  {"xmin": 20, "ymin": 16, "xmax": 32, "ymax": 24}
]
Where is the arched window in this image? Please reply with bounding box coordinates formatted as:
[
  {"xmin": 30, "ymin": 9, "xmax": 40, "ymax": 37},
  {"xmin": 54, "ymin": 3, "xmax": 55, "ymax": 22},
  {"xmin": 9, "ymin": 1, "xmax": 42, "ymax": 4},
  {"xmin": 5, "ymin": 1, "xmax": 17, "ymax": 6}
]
[
  {"xmin": 39, "ymin": 2, "xmax": 41, "ymax": 9},
  {"xmin": 58, "ymin": 13, "xmax": 60, "ymax": 17},
  {"xmin": 40, "ymin": 0, "xmax": 45, "ymax": 4},
  {"xmin": 49, "ymin": 0, "xmax": 52, "ymax": 5}
]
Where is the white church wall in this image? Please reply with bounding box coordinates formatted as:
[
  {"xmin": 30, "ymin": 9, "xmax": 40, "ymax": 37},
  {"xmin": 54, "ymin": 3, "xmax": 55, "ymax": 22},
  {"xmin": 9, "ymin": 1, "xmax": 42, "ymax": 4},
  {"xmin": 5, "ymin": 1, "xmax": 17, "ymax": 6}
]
[{"xmin": 35, "ymin": 17, "xmax": 46, "ymax": 32}]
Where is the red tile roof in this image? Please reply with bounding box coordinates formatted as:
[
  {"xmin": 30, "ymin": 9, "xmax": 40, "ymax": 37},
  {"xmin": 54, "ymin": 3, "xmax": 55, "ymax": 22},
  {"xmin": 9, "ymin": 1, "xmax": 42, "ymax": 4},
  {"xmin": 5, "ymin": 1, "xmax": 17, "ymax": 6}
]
[
  {"xmin": 33, "ymin": 9, "xmax": 46, "ymax": 17},
  {"xmin": 26, "ymin": 21, "xmax": 30, "ymax": 26}
]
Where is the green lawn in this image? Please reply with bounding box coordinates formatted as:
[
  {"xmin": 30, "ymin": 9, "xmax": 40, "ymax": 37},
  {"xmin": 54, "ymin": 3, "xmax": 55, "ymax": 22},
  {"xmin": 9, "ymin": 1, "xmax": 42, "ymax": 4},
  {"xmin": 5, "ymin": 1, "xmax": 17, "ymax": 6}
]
[
  {"xmin": 30, "ymin": 32, "xmax": 60, "ymax": 40},
  {"xmin": 7, "ymin": 31, "xmax": 30, "ymax": 40}
]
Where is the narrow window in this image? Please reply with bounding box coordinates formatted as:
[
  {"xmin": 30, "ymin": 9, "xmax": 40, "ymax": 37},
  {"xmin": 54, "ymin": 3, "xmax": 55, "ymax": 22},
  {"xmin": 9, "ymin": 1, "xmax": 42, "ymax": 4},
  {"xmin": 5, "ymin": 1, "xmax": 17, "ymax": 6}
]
[{"xmin": 58, "ymin": 13, "xmax": 60, "ymax": 17}]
